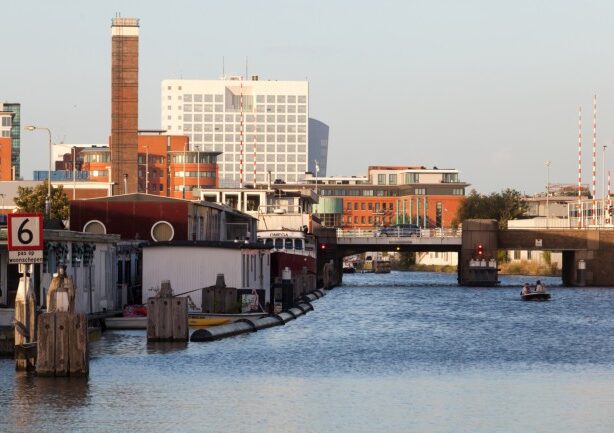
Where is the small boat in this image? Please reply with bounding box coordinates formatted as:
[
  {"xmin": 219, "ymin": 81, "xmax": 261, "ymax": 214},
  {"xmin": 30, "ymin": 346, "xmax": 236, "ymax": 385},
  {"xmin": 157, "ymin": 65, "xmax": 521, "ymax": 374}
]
[
  {"xmin": 105, "ymin": 316, "xmax": 147, "ymax": 329},
  {"xmin": 188, "ymin": 312, "xmax": 268, "ymax": 322},
  {"xmin": 188, "ymin": 317, "xmax": 232, "ymax": 327},
  {"xmin": 521, "ymin": 292, "xmax": 551, "ymax": 301},
  {"xmin": 342, "ymin": 265, "xmax": 356, "ymax": 273},
  {"xmin": 520, "ymin": 284, "xmax": 551, "ymax": 301}
]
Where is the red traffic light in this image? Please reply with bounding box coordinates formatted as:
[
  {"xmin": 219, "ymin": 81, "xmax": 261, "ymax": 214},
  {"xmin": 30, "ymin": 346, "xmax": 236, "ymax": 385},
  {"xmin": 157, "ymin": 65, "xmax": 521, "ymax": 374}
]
[
  {"xmin": 476, "ymin": 243, "xmax": 484, "ymax": 256},
  {"xmin": 320, "ymin": 243, "xmax": 327, "ymax": 250}
]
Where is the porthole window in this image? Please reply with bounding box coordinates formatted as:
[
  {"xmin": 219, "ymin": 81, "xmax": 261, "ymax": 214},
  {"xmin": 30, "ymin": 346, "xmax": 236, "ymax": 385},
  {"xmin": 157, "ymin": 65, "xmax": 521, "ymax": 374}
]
[
  {"xmin": 83, "ymin": 220, "xmax": 106, "ymax": 234},
  {"xmin": 151, "ymin": 221, "xmax": 175, "ymax": 242}
]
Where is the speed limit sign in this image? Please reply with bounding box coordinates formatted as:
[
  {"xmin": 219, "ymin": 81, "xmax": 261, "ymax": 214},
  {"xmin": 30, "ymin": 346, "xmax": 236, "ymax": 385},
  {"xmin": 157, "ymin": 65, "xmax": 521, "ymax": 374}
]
[{"xmin": 8, "ymin": 213, "xmax": 44, "ymax": 264}]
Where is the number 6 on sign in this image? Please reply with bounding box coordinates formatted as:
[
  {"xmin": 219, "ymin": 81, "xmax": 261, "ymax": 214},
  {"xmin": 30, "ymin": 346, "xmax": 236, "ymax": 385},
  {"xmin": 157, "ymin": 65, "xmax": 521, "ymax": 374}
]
[{"xmin": 8, "ymin": 213, "xmax": 44, "ymax": 251}]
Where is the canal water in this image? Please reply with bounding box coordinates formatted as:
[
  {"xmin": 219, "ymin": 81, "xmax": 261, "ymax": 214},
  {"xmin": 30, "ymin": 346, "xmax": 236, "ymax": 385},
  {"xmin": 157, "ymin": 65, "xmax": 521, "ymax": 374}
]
[{"xmin": 2, "ymin": 271, "xmax": 614, "ymax": 433}]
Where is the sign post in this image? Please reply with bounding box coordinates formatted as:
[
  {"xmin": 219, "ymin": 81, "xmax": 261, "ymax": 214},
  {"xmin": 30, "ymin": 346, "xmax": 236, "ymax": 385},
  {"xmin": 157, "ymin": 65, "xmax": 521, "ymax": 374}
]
[
  {"xmin": 8, "ymin": 213, "xmax": 44, "ymax": 264},
  {"xmin": 8, "ymin": 213, "xmax": 43, "ymax": 370}
]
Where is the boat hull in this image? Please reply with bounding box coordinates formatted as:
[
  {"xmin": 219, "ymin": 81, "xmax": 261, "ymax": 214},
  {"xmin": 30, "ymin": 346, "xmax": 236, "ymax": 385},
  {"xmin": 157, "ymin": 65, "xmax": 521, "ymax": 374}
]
[{"xmin": 521, "ymin": 293, "xmax": 551, "ymax": 301}]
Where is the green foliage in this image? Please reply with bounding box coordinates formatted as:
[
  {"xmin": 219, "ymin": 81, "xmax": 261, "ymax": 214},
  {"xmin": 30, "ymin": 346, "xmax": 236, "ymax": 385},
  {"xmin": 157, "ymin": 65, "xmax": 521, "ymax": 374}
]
[
  {"xmin": 542, "ymin": 250, "xmax": 552, "ymax": 266},
  {"xmin": 392, "ymin": 252, "xmax": 415, "ymax": 270},
  {"xmin": 14, "ymin": 180, "xmax": 70, "ymax": 220},
  {"xmin": 496, "ymin": 249, "xmax": 510, "ymax": 264},
  {"xmin": 455, "ymin": 188, "xmax": 528, "ymax": 229}
]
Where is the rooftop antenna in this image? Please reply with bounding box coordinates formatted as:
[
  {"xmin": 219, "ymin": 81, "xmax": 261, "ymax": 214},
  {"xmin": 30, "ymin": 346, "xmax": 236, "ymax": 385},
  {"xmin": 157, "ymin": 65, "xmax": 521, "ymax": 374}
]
[{"xmin": 577, "ymin": 106, "xmax": 583, "ymax": 227}]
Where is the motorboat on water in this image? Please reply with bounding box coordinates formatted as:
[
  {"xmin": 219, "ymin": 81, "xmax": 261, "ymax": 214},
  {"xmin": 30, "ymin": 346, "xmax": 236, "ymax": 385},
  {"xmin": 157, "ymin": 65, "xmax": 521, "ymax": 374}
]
[
  {"xmin": 521, "ymin": 292, "xmax": 551, "ymax": 301},
  {"xmin": 520, "ymin": 284, "xmax": 551, "ymax": 301}
]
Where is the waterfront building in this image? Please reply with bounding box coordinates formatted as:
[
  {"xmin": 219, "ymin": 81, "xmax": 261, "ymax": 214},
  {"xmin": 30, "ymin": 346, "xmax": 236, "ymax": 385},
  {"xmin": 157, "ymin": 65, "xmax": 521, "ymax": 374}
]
[
  {"xmin": 0, "ymin": 229, "xmax": 120, "ymax": 314},
  {"xmin": 287, "ymin": 165, "xmax": 468, "ymax": 229},
  {"xmin": 161, "ymin": 77, "xmax": 309, "ymax": 187},
  {"xmin": 0, "ymin": 106, "xmax": 19, "ymax": 180},
  {"xmin": 70, "ymin": 193, "xmax": 259, "ymax": 302},
  {"xmin": 142, "ymin": 241, "xmax": 271, "ymax": 313},
  {"xmin": 308, "ymin": 118, "xmax": 329, "ymax": 177}
]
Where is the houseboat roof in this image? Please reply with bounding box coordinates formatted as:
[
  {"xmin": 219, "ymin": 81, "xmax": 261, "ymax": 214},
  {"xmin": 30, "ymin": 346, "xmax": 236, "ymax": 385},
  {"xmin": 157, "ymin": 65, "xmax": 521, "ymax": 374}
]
[{"xmin": 142, "ymin": 240, "xmax": 270, "ymax": 250}]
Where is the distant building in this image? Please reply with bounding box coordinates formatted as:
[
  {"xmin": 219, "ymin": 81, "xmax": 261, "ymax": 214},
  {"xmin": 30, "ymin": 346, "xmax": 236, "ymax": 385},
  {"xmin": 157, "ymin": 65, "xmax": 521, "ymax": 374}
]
[
  {"xmin": 308, "ymin": 118, "xmax": 329, "ymax": 176},
  {"xmin": 0, "ymin": 104, "xmax": 20, "ymax": 179},
  {"xmin": 290, "ymin": 165, "xmax": 469, "ymax": 229},
  {"xmin": 161, "ymin": 77, "xmax": 309, "ymax": 186},
  {"xmin": 47, "ymin": 131, "xmax": 219, "ymax": 199}
]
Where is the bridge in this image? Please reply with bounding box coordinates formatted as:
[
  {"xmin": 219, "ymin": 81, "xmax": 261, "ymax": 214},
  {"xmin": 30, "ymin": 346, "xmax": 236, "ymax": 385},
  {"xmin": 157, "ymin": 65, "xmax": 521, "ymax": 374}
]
[{"xmin": 318, "ymin": 220, "xmax": 614, "ymax": 287}]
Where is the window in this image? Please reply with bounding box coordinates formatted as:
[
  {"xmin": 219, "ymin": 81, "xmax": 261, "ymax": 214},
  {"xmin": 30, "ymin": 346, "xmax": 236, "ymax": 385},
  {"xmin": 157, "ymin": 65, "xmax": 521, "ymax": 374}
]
[
  {"xmin": 442, "ymin": 173, "xmax": 459, "ymax": 183},
  {"xmin": 415, "ymin": 188, "xmax": 426, "ymax": 195},
  {"xmin": 346, "ymin": 202, "xmax": 352, "ymax": 210},
  {"xmin": 405, "ymin": 173, "xmax": 419, "ymax": 184},
  {"xmin": 514, "ymin": 250, "xmax": 520, "ymax": 260},
  {"xmin": 274, "ymin": 238, "xmax": 283, "ymax": 249},
  {"xmin": 354, "ymin": 203, "xmax": 359, "ymax": 210},
  {"xmin": 294, "ymin": 239, "xmax": 303, "ymax": 250},
  {"xmin": 452, "ymin": 188, "xmax": 465, "ymax": 195},
  {"xmin": 527, "ymin": 250, "xmax": 532, "ymax": 260},
  {"xmin": 377, "ymin": 174, "xmax": 386, "ymax": 185},
  {"xmin": 389, "ymin": 174, "xmax": 397, "ymax": 185},
  {"xmin": 368, "ymin": 203, "xmax": 373, "ymax": 210},
  {"xmin": 151, "ymin": 221, "xmax": 175, "ymax": 242},
  {"xmin": 361, "ymin": 203, "xmax": 366, "ymax": 210}
]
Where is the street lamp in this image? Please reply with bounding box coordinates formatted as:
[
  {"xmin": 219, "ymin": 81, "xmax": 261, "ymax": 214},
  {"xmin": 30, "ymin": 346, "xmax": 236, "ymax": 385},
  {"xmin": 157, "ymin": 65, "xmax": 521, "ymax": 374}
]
[
  {"xmin": 545, "ymin": 160, "xmax": 551, "ymax": 229},
  {"xmin": 25, "ymin": 125, "xmax": 52, "ymax": 217}
]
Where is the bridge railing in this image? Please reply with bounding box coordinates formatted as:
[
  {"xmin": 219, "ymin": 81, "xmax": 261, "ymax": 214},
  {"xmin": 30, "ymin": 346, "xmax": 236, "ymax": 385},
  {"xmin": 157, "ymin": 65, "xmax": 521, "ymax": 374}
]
[{"xmin": 336, "ymin": 228, "xmax": 462, "ymax": 238}]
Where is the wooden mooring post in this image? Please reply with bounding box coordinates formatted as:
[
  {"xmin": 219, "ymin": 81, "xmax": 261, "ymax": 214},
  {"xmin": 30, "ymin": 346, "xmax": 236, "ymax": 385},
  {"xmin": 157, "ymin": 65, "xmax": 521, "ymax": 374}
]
[
  {"xmin": 36, "ymin": 312, "xmax": 88, "ymax": 376},
  {"xmin": 14, "ymin": 264, "xmax": 37, "ymax": 371},
  {"xmin": 147, "ymin": 280, "xmax": 188, "ymax": 342}
]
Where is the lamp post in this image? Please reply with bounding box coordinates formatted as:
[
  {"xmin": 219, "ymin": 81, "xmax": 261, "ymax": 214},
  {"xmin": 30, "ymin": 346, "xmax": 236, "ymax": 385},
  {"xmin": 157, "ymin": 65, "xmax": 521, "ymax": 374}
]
[
  {"xmin": 545, "ymin": 160, "xmax": 551, "ymax": 229},
  {"xmin": 195, "ymin": 145, "xmax": 200, "ymax": 190},
  {"xmin": 72, "ymin": 146, "xmax": 76, "ymax": 200},
  {"xmin": 25, "ymin": 125, "xmax": 52, "ymax": 217}
]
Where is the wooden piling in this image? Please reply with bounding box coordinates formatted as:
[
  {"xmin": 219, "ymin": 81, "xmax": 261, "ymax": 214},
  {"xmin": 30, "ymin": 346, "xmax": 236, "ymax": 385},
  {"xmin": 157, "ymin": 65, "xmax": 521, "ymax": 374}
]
[
  {"xmin": 36, "ymin": 312, "xmax": 88, "ymax": 377},
  {"xmin": 147, "ymin": 296, "xmax": 188, "ymax": 342},
  {"xmin": 14, "ymin": 268, "xmax": 37, "ymax": 371}
]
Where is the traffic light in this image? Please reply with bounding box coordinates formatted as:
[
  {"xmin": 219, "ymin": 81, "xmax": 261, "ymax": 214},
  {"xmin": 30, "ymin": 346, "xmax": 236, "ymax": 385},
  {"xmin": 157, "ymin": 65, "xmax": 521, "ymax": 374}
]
[
  {"xmin": 476, "ymin": 243, "xmax": 484, "ymax": 257},
  {"xmin": 320, "ymin": 243, "xmax": 327, "ymax": 250}
]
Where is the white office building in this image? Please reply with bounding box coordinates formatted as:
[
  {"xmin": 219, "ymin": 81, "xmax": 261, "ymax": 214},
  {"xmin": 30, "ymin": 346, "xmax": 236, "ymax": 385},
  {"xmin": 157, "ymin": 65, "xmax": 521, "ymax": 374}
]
[{"xmin": 161, "ymin": 77, "xmax": 309, "ymax": 187}]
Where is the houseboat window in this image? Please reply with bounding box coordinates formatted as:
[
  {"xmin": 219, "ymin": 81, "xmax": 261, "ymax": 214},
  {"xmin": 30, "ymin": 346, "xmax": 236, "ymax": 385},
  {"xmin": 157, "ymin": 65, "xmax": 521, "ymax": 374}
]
[
  {"xmin": 274, "ymin": 238, "xmax": 283, "ymax": 249},
  {"xmin": 265, "ymin": 238, "xmax": 274, "ymax": 248},
  {"xmin": 285, "ymin": 238, "xmax": 294, "ymax": 249},
  {"xmin": 294, "ymin": 239, "xmax": 304, "ymax": 250}
]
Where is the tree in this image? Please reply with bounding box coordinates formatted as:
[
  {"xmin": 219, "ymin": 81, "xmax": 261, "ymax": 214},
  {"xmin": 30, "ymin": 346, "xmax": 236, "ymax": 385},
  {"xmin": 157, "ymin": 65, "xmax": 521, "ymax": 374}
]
[
  {"xmin": 14, "ymin": 180, "xmax": 70, "ymax": 220},
  {"xmin": 455, "ymin": 188, "xmax": 527, "ymax": 229}
]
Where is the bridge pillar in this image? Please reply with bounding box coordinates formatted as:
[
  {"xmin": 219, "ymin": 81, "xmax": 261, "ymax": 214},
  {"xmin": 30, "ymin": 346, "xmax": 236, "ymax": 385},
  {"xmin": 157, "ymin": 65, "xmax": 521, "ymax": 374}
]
[{"xmin": 459, "ymin": 219, "xmax": 499, "ymax": 286}]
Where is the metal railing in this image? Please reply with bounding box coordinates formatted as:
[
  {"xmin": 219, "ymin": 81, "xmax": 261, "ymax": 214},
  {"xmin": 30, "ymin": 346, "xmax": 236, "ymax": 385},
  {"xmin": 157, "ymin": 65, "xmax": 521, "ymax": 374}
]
[{"xmin": 336, "ymin": 228, "xmax": 462, "ymax": 238}]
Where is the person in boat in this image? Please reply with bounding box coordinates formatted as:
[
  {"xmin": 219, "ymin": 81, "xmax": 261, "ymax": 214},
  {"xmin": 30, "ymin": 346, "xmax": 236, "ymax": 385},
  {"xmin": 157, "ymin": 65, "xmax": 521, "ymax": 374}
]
[
  {"xmin": 521, "ymin": 283, "xmax": 531, "ymax": 295},
  {"xmin": 535, "ymin": 280, "xmax": 545, "ymax": 293}
]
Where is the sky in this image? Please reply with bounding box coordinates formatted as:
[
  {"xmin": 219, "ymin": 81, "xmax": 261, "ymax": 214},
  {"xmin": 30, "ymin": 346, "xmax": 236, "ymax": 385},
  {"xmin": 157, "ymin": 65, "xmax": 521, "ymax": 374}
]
[{"xmin": 4, "ymin": 0, "xmax": 614, "ymax": 194}]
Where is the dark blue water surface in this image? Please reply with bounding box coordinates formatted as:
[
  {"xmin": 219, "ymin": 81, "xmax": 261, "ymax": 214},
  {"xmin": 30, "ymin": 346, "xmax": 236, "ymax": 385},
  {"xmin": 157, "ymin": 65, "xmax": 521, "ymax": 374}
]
[{"xmin": 2, "ymin": 272, "xmax": 614, "ymax": 433}]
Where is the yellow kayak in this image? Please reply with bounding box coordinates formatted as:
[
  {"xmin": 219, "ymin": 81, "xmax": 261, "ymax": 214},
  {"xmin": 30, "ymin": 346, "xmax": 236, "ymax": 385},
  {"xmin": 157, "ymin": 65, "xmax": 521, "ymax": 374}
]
[{"xmin": 188, "ymin": 317, "xmax": 232, "ymax": 327}]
